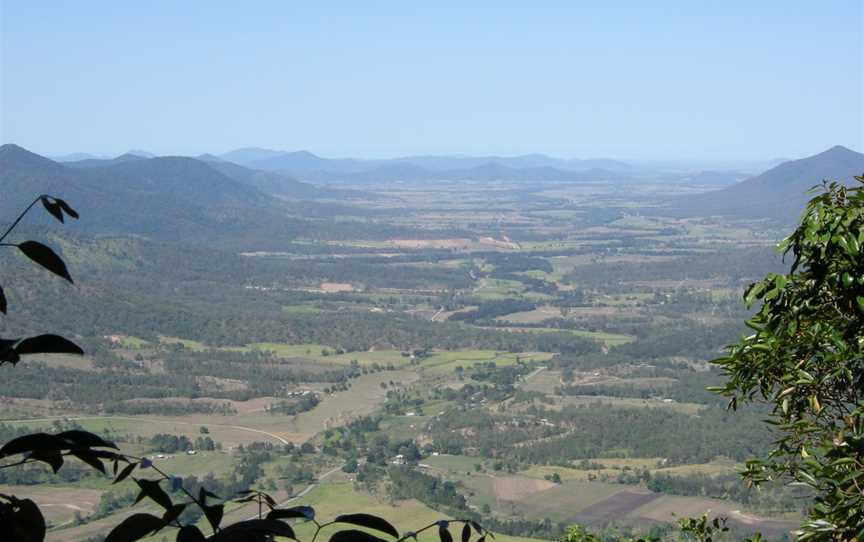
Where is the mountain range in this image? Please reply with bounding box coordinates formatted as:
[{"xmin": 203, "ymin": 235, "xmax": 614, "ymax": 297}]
[
  {"xmin": 0, "ymin": 144, "xmax": 313, "ymax": 248},
  {"xmin": 670, "ymin": 145, "xmax": 864, "ymax": 220},
  {"xmin": 4, "ymin": 143, "xmax": 863, "ymax": 249},
  {"xmin": 217, "ymin": 148, "xmax": 637, "ymax": 183}
]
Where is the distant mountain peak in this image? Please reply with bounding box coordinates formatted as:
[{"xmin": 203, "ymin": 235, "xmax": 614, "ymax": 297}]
[
  {"xmin": 0, "ymin": 143, "xmax": 61, "ymax": 168},
  {"xmin": 673, "ymin": 145, "xmax": 864, "ymax": 221},
  {"xmin": 815, "ymin": 145, "xmax": 861, "ymax": 159},
  {"xmin": 288, "ymin": 150, "xmax": 320, "ymax": 158}
]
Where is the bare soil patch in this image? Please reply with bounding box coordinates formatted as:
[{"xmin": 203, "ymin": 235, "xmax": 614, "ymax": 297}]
[
  {"xmin": 492, "ymin": 476, "xmax": 556, "ymax": 501},
  {"xmin": 573, "ymin": 489, "xmax": 660, "ymax": 525}
]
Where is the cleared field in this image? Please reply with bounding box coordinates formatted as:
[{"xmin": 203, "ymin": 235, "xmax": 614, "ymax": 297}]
[
  {"xmin": 418, "ymin": 351, "xmax": 553, "ymax": 373},
  {"xmin": 423, "ymin": 454, "xmax": 483, "ymax": 472},
  {"xmin": 0, "ymin": 484, "xmax": 104, "ymax": 528},
  {"xmin": 652, "ymin": 458, "xmax": 739, "ymax": 476},
  {"xmin": 552, "ymin": 395, "xmax": 704, "ymax": 416},
  {"xmin": 471, "ymin": 278, "xmax": 526, "ymax": 300},
  {"xmin": 159, "ymin": 336, "xmax": 208, "ymax": 351},
  {"xmin": 115, "ymin": 335, "xmax": 151, "ymax": 348},
  {"xmin": 5, "ymin": 415, "xmax": 293, "ymax": 447},
  {"xmin": 522, "ymin": 465, "xmax": 635, "ymax": 482},
  {"xmin": 519, "ymin": 368, "xmax": 561, "ymax": 393},
  {"xmin": 574, "ymin": 489, "xmax": 660, "ymax": 525},
  {"xmin": 508, "ymin": 480, "xmax": 623, "ymax": 521},
  {"xmin": 497, "ymin": 305, "xmax": 563, "ymax": 324},
  {"xmin": 280, "ymin": 369, "xmax": 419, "ymax": 437},
  {"xmin": 379, "ymin": 401, "xmax": 454, "ymax": 441},
  {"xmin": 273, "ymin": 482, "xmax": 542, "ymax": 542},
  {"xmin": 228, "ymin": 342, "xmax": 331, "ymax": 358},
  {"xmin": 495, "ymin": 326, "xmax": 635, "ymax": 346},
  {"xmin": 632, "ymin": 495, "xmax": 797, "ymax": 537},
  {"xmin": 143, "ymin": 450, "xmax": 236, "ymax": 478},
  {"xmin": 492, "ymin": 476, "xmax": 556, "ymax": 501}
]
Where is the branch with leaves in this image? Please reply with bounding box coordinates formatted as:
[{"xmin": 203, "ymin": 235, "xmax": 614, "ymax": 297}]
[
  {"xmin": 711, "ymin": 177, "xmax": 864, "ymax": 540},
  {"xmin": 0, "ymin": 195, "xmax": 83, "ymax": 366}
]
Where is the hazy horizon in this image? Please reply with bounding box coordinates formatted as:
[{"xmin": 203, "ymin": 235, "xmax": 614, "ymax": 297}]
[{"xmin": 2, "ymin": 1, "xmax": 862, "ymax": 162}]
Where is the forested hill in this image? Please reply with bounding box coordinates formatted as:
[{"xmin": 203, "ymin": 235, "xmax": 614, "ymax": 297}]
[
  {"xmin": 0, "ymin": 144, "xmax": 387, "ymax": 248},
  {"xmin": 669, "ymin": 145, "xmax": 864, "ymax": 221}
]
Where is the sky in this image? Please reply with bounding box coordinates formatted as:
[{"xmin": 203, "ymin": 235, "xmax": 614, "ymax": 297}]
[{"xmin": 1, "ymin": 1, "xmax": 862, "ymax": 162}]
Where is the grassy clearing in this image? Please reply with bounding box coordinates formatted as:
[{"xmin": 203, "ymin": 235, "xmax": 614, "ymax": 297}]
[
  {"xmin": 116, "ymin": 335, "xmax": 151, "ymax": 348},
  {"xmin": 419, "ymin": 351, "xmax": 553, "ymax": 373},
  {"xmin": 379, "ymin": 401, "xmax": 454, "ymax": 441},
  {"xmin": 652, "ymin": 458, "xmax": 739, "ymax": 476},
  {"xmin": 276, "ymin": 369, "xmax": 419, "ymax": 438},
  {"xmin": 284, "ymin": 483, "xmax": 543, "ymax": 542},
  {"xmin": 227, "ymin": 342, "xmax": 331, "ymax": 358},
  {"xmin": 633, "ymin": 495, "xmax": 798, "ymax": 534},
  {"xmin": 521, "ymin": 465, "xmax": 628, "ymax": 482},
  {"xmin": 519, "ymin": 368, "xmax": 561, "ymax": 393},
  {"xmin": 159, "ymin": 336, "xmax": 208, "ymax": 351},
  {"xmin": 471, "ymin": 278, "xmax": 525, "ymax": 300},
  {"xmin": 495, "ymin": 326, "xmax": 635, "ymax": 347},
  {"xmin": 5, "ymin": 416, "xmax": 289, "ymax": 447},
  {"xmin": 507, "ymin": 480, "xmax": 623, "ymax": 521},
  {"xmin": 497, "ymin": 306, "xmax": 562, "ymax": 324},
  {"xmin": 0, "ymin": 484, "xmax": 105, "ymax": 527},
  {"xmin": 552, "ymin": 395, "xmax": 705, "ymax": 415},
  {"xmin": 423, "ymin": 454, "xmax": 483, "ymax": 472}
]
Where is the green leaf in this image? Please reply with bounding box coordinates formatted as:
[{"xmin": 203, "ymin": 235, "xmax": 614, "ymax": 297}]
[
  {"xmin": 104, "ymin": 513, "xmax": 166, "ymax": 542},
  {"xmin": 17, "ymin": 241, "xmax": 73, "ymax": 283},
  {"xmin": 333, "ymin": 513, "xmax": 399, "ymax": 539}
]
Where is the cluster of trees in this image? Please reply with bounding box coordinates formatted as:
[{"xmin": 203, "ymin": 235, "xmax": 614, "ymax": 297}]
[
  {"xmin": 428, "ymin": 403, "xmax": 772, "ymax": 465},
  {"xmin": 647, "ymin": 472, "xmax": 808, "ymax": 515},
  {"xmin": 448, "ymin": 299, "xmax": 537, "ymax": 323},
  {"xmin": 148, "ymin": 433, "xmax": 219, "ymax": 453},
  {"xmin": 266, "ymin": 393, "xmax": 320, "ymax": 416},
  {"xmin": 562, "ymin": 247, "xmax": 783, "ymax": 291}
]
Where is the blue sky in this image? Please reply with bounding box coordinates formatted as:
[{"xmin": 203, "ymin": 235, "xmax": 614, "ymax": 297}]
[{"xmin": 1, "ymin": 1, "xmax": 861, "ymax": 161}]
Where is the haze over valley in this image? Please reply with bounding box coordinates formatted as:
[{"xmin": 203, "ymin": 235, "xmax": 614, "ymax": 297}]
[{"xmin": 1, "ymin": 2, "xmax": 862, "ymax": 541}]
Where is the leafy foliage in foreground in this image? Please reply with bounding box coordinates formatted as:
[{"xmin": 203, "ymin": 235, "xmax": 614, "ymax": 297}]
[{"xmin": 712, "ymin": 178, "xmax": 864, "ymax": 540}]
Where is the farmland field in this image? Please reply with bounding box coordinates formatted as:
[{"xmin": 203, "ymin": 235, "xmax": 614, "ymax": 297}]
[{"xmin": 0, "ymin": 164, "xmax": 806, "ymax": 541}]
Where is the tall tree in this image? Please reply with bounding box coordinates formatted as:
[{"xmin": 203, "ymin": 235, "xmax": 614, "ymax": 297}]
[{"xmin": 712, "ymin": 177, "xmax": 864, "ymax": 540}]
